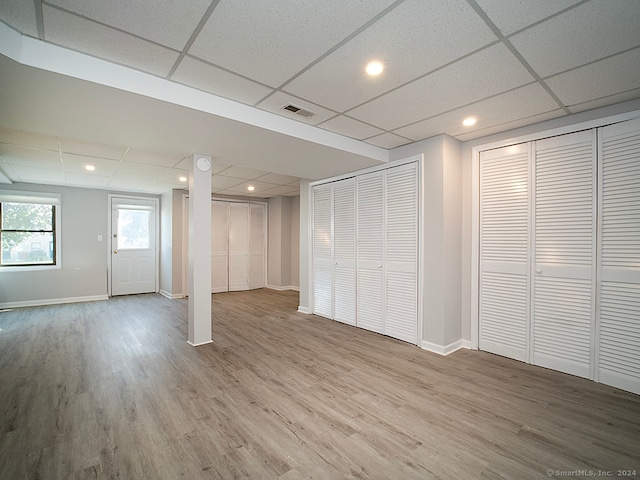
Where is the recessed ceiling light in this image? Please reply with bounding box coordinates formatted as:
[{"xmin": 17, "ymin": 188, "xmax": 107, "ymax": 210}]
[
  {"xmin": 247, "ymin": 185, "xmax": 255, "ymax": 191},
  {"xmin": 365, "ymin": 61, "xmax": 384, "ymax": 76},
  {"xmin": 179, "ymin": 176, "xmax": 187, "ymax": 182},
  {"xmin": 463, "ymin": 117, "xmax": 477, "ymax": 127},
  {"xmin": 85, "ymin": 165, "xmax": 95, "ymax": 171}
]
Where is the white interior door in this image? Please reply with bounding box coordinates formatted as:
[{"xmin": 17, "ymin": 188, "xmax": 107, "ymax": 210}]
[
  {"xmin": 333, "ymin": 179, "xmax": 356, "ymax": 326},
  {"xmin": 532, "ymin": 130, "xmax": 595, "ymax": 378},
  {"xmin": 313, "ymin": 184, "xmax": 333, "ymax": 318},
  {"xmin": 356, "ymin": 171, "xmax": 385, "ymax": 334},
  {"xmin": 211, "ymin": 201, "xmax": 229, "ymax": 293},
  {"xmin": 385, "ymin": 163, "xmax": 418, "ymax": 344},
  {"xmin": 249, "ymin": 203, "xmax": 266, "ymax": 289},
  {"xmin": 479, "ymin": 143, "xmax": 530, "ymax": 362},
  {"xmin": 598, "ymin": 117, "xmax": 640, "ymax": 395},
  {"xmin": 111, "ymin": 197, "xmax": 157, "ymax": 296},
  {"xmin": 229, "ymin": 203, "xmax": 250, "ymax": 291}
]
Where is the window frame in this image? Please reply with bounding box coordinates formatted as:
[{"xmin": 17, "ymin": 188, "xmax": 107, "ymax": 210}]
[{"xmin": 0, "ymin": 190, "xmax": 62, "ymax": 271}]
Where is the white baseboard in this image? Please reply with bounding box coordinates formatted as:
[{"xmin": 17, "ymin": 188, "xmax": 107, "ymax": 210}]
[
  {"xmin": 421, "ymin": 339, "xmax": 471, "ymax": 356},
  {"xmin": 297, "ymin": 306, "xmax": 311, "ymax": 314},
  {"xmin": 266, "ymin": 284, "xmax": 299, "ymax": 292},
  {"xmin": 0, "ymin": 294, "xmax": 109, "ymax": 309},
  {"xmin": 159, "ymin": 289, "xmax": 184, "ymax": 299},
  {"xmin": 187, "ymin": 339, "xmax": 214, "ymax": 347}
]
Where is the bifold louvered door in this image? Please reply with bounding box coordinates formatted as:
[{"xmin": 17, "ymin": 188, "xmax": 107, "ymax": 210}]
[
  {"xmin": 479, "ymin": 143, "xmax": 530, "ymax": 362},
  {"xmin": 312, "ymin": 184, "xmax": 333, "ymax": 318},
  {"xmin": 385, "ymin": 163, "xmax": 418, "ymax": 343},
  {"xmin": 533, "ymin": 131, "xmax": 595, "ymax": 378},
  {"xmin": 211, "ymin": 201, "xmax": 229, "ymax": 293},
  {"xmin": 598, "ymin": 118, "xmax": 640, "ymax": 395},
  {"xmin": 229, "ymin": 203, "xmax": 250, "ymax": 291}
]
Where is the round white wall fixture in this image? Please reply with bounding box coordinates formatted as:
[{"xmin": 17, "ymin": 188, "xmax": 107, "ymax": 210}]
[{"xmin": 196, "ymin": 157, "xmax": 211, "ymax": 172}]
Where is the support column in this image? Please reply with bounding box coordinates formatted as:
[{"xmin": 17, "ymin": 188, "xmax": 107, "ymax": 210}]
[{"xmin": 188, "ymin": 154, "xmax": 212, "ymax": 346}]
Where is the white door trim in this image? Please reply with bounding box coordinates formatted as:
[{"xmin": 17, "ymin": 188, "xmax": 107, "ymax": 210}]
[{"xmin": 107, "ymin": 193, "xmax": 160, "ymax": 297}]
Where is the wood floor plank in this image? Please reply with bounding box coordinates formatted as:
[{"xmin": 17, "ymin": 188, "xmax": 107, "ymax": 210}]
[{"xmin": 0, "ymin": 289, "xmax": 639, "ymax": 479}]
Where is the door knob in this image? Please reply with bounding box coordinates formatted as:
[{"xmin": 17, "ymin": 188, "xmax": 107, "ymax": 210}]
[
  {"xmin": 113, "ymin": 250, "xmax": 118, "ymax": 254},
  {"xmin": 535, "ymin": 268, "xmax": 542, "ymax": 274}
]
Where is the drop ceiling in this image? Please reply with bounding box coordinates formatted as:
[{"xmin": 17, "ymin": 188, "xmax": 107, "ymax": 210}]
[{"xmin": 0, "ymin": 0, "xmax": 639, "ymax": 196}]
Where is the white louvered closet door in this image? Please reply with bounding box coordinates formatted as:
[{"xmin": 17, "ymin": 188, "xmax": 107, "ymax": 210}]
[
  {"xmin": 249, "ymin": 203, "xmax": 266, "ymax": 290},
  {"xmin": 479, "ymin": 143, "xmax": 530, "ymax": 362},
  {"xmin": 385, "ymin": 163, "xmax": 418, "ymax": 344},
  {"xmin": 333, "ymin": 179, "xmax": 356, "ymax": 326},
  {"xmin": 228, "ymin": 203, "xmax": 250, "ymax": 291},
  {"xmin": 598, "ymin": 118, "xmax": 640, "ymax": 395},
  {"xmin": 211, "ymin": 201, "xmax": 229, "ymax": 293},
  {"xmin": 533, "ymin": 131, "xmax": 595, "ymax": 378},
  {"xmin": 313, "ymin": 184, "xmax": 333, "ymax": 318},
  {"xmin": 357, "ymin": 171, "xmax": 385, "ymax": 334}
]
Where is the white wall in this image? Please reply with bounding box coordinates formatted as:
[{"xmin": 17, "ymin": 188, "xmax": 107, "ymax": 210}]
[
  {"xmin": 290, "ymin": 196, "xmax": 300, "ymax": 289},
  {"xmin": 0, "ymin": 183, "xmax": 109, "ymax": 307},
  {"xmin": 267, "ymin": 195, "xmax": 299, "ymax": 290}
]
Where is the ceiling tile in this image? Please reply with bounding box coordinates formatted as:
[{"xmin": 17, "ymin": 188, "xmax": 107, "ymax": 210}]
[
  {"xmin": 0, "ymin": 128, "xmax": 59, "ymax": 151},
  {"xmin": 0, "ymin": 0, "xmax": 38, "ymax": 37},
  {"xmin": 319, "ymin": 116, "xmax": 384, "ymax": 140},
  {"xmin": 62, "ymin": 153, "xmax": 121, "ymax": 175},
  {"xmin": 254, "ymin": 172, "xmax": 299, "ymax": 185},
  {"xmin": 476, "ymin": 0, "xmax": 583, "ymax": 36},
  {"xmin": 285, "ymin": 0, "xmax": 497, "ymax": 112},
  {"xmin": 0, "ymin": 145, "xmax": 61, "ymax": 169},
  {"xmin": 212, "ymin": 175, "xmax": 245, "ymax": 190},
  {"xmin": 510, "ymin": 0, "xmax": 640, "ymax": 78},
  {"xmin": 172, "ymin": 56, "xmax": 273, "ymax": 106},
  {"xmin": 565, "ymin": 88, "xmax": 640, "ymax": 115},
  {"xmin": 64, "ymin": 172, "xmax": 111, "ymax": 189},
  {"xmin": 218, "ymin": 166, "xmax": 269, "ymax": 180},
  {"xmin": 124, "ymin": 149, "xmax": 184, "ymax": 168},
  {"xmin": 222, "ymin": 180, "xmax": 275, "ymax": 195},
  {"xmin": 256, "ymin": 92, "xmax": 336, "ymax": 125},
  {"xmin": 349, "ymin": 43, "xmax": 535, "ymax": 131},
  {"xmin": 394, "ymin": 83, "xmax": 561, "ymax": 141},
  {"xmin": 260, "ymin": 185, "xmax": 300, "ymax": 196},
  {"xmin": 545, "ymin": 47, "xmax": 640, "ymax": 108},
  {"xmin": 46, "ymin": 0, "xmax": 210, "ymax": 50},
  {"xmin": 116, "ymin": 162, "xmax": 187, "ymax": 184},
  {"xmin": 365, "ymin": 132, "xmax": 411, "ymax": 149},
  {"xmin": 455, "ymin": 109, "xmax": 567, "ymax": 142},
  {"xmin": 189, "ymin": 0, "xmax": 398, "ymax": 87},
  {"xmin": 9, "ymin": 165, "xmax": 66, "ymax": 184},
  {"xmin": 43, "ymin": 5, "xmax": 179, "ymax": 77},
  {"xmin": 60, "ymin": 137, "xmax": 126, "ymax": 160}
]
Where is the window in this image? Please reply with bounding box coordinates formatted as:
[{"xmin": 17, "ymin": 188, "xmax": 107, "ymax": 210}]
[{"xmin": 0, "ymin": 191, "xmax": 61, "ymax": 269}]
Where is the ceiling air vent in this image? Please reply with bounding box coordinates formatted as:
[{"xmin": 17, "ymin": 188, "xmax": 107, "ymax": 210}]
[{"xmin": 282, "ymin": 103, "xmax": 315, "ymax": 118}]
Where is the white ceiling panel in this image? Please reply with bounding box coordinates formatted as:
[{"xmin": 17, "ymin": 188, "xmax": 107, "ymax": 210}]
[
  {"xmin": 545, "ymin": 47, "xmax": 640, "ymax": 108},
  {"xmin": 349, "ymin": 43, "xmax": 535, "ymax": 131},
  {"xmin": 218, "ymin": 166, "xmax": 270, "ymax": 180},
  {"xmin": 260, "ymin": 185, "xmax": 300, "ymax": 196},
  {"xmin": 115, "ymin": 162, "xmax": 187, "ymax": 185},
  {"xmin": 189, "ymin": 0, "xmax": 398, "ymax": 87},
  {"xmin": 394, "ymin": 83, "xmax": 561, "ymax": 140},
  {"xmin": 0, "ymin": 128, "xmax": 59, "ymax": 151},
  {"xmin": 62, "ymin": 153, "xmax": 121, "ymax": 175},
  {"xmin": 60, "ymin": 137, "xmax": 126, "ymax": 160},
  {"xmin": 124, "ymin": 149, "xmax": 183, "ymax": 168},
  {"xmin": 43, "ymin": 6, "xmax": 179, "ymax": 77},
  {"xmin": 46, "ymin": 0, "xmax": 211, "ymax": 50},
  {"xmin": 365, "ymin": 132, "xmax": 412, "ymax": 149},
  {"xmin": 222, "ymin": 180, "xmax": 276, "ymax": 195},
  {"xmin": 564, "ymin": 88, "xmax": 640, "ymax": 116},
  {"xmin": 172, "ymin": 56, "xmax": 273, "ymax": 106},
  {"xmin": 476, "ymin": 0, "xmax": 583, "ymax": 36},
  {"xmin": 256, "ymin": 92, "xmax": 336, "ymax": 125},
  {"xmin": 0, "ymin": 145, "xmax": 61, "ymax": 169},
  {"xmin": 64, "ymin": 172, "xmax": 111, "ymax": 189},
  {"xmin": 284, "ymin": 0, "xmax": 497, "ymax": 112},
  {"xmin": 510, "ymin": 0, "xmax": 640, "ymax": 78},
  {"xmin": 255, "ymin": 172, "xmax": 299, "ymax": 185},
  {"xmin": 0, "ymin": 0, "xmax": 38, "ymax": 37},
  {"xmin": 320, "ymin": 116, "xmax": 384, "ymax": 141},
  {"xmin": 212, "ymin": 175, "xmax": 245, "ymax": 190},
  {"xmin": 9, "ymin": 165, "xmax": 66, "ymax": 184}
]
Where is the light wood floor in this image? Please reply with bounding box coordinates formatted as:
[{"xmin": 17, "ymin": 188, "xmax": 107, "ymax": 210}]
[{"xmin": 0, "ymin": 290, "xmax": 638, "ymax": 479}]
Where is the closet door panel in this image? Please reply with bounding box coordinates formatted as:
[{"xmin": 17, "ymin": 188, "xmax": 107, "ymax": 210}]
[
  {"xmin": 479, "ymin": 144, "xmax": 529, "ymax": 362},
  {"xmin": 249, "ymin": 203, "xmax": 266, "ymax": 290},
  {"xmin": 229, "ymin": 203, "xmax": 250, "ymax": 291},
  {"xmin": 385, "ymin": 163, "xmax": 418, "ymax": 343},
  {"xmin": 533, "ymin": 131, "xmax": 595, "ymax": 378},
  {"xmin": 211, "ymin": 201, "xmax": 229, "ymax": 293},
  {"xmin": 357, "ymin": 171, "xmax": 384, "ymax": 333},
  {"xmin": 313, "ymin": 184, "xmax": 333, "ymax": 318},
  {"xmin": 333, "ymin": 179, "xmax": 356, "ymax": 326},
  {"xmin": 599, "ymin": 118, "xmax": 640, "ymax": 395}
]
